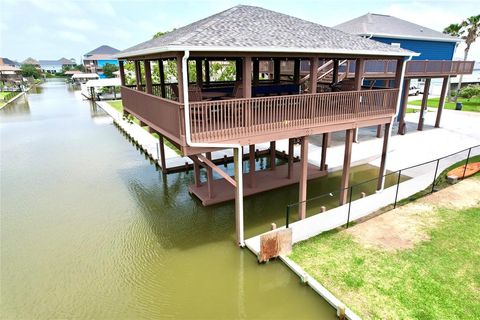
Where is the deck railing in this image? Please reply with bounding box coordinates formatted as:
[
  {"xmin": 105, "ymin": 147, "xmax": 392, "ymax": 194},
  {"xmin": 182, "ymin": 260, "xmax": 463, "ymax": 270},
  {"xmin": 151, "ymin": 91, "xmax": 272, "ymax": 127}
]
[
  {"xmin": 189, "ymin": 89, "xmax": 398, "ymax": 143},
  {"xmin": 405, "ymin": 60, "xmax": 475, "ymax": 77},
  {"xmin": 121, "ymin": 86, "xmax": 184, "ymax": 144}
]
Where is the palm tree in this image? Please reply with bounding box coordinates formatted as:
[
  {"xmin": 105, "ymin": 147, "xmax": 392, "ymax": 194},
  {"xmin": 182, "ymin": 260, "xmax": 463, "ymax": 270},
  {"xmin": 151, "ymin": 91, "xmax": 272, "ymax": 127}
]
[{"xmin": 444, "ymin": 15, "xmax": 480, "ymax": 102}]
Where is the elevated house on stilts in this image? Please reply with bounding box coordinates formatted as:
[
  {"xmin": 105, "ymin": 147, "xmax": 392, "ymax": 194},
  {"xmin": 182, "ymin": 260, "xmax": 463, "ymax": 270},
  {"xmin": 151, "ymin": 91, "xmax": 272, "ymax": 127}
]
[{"xmin": 115, "ymin": 5, "xmax": 474, "ymax": 246}]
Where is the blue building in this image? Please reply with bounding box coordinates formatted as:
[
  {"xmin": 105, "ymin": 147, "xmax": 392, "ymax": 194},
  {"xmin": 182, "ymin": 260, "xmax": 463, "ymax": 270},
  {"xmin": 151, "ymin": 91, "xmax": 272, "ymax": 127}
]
[
  {"xmin": 83, "ymin": 45, "xmax": 120, "ymax": 76},
  {"xmin": 334, "ymin": 13, "xmax": 460, "ymax": 61}
]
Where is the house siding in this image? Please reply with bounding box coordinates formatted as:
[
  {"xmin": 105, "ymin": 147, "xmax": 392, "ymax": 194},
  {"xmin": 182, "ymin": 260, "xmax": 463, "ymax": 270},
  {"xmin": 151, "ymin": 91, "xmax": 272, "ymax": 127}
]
[
  {"xmin": 97, "ymin": 60, "xmax": 119, "ymax": 68},
  {"xmin": 372, "ymin": 37, "xmax": 456, "ymax": 60}
]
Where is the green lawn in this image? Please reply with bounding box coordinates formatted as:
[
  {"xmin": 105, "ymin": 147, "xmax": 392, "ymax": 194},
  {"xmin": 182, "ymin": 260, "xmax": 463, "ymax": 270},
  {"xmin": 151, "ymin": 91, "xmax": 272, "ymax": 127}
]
[
  {"xmin": 409, "ymin": 97, "xmax": 480, "ymax": 112},
  {"xmin": 106, "ymin": 100, "xmax": 181, "ymax": 155},
  {"xmin": 0, "ymin": 91, "xmax": 21, "ymax": 108},
  {"xmin": 290, "ymin": 177, "xmax": 480, "ymax": 319}
]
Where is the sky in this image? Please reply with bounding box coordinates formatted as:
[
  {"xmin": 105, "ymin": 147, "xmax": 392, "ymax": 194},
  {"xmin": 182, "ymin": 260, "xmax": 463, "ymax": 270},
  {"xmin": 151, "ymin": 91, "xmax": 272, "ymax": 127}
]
[{"xmin": 1, "ymin": 0, "xmax": 479, "ymax": 63}]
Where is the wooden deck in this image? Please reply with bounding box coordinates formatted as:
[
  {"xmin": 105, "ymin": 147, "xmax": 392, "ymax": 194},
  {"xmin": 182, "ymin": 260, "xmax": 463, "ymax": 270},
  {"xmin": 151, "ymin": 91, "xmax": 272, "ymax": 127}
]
[{"xmin": 188, "ymin": 162, "xmax": 327, "ymax": 205}]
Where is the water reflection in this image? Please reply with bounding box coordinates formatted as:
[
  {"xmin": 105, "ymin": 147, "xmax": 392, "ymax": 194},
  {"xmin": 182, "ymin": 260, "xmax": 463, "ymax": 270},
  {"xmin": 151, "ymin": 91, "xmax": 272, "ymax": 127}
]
[{"xmin": 0, "ymin": 94, "xmax": 30, "ymax": 116}]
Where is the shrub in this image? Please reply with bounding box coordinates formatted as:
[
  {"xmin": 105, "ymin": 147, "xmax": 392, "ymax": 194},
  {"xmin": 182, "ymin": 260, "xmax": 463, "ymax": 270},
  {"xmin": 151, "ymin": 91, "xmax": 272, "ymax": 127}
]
[{"xmin": 458, "ymin": 85, "xmax": 480, "ymax": 99}]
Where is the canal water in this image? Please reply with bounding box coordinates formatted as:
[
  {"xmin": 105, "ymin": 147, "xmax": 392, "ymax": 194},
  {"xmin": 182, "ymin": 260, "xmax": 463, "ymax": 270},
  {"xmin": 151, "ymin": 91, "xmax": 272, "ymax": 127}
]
[{"xmin": 1, "ymin": 79, "xmax": 398, "ymax": 318}]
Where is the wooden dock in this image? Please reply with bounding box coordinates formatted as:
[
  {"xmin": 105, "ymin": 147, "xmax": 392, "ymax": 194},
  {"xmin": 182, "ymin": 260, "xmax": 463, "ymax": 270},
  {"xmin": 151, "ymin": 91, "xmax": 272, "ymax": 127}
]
[{"xmin": 189, "ymin": 162, "xmax": 327, "ymax": 205}]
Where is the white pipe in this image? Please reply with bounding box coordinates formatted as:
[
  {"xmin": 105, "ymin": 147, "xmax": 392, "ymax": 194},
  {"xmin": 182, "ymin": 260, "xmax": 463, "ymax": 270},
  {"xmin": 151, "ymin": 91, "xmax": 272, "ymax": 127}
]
[
  {"xmin": 181, "ymin": 50, "xmax": 245, "ymax": 247},
  {"xmin": 378, "ymin": 55, "xmax": 413, "ymax": 191}
]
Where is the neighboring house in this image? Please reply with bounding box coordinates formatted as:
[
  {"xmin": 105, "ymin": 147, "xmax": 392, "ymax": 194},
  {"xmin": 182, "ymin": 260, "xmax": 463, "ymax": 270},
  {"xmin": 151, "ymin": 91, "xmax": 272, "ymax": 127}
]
[
  {"xmin": 39, "ymin": 58, "xmax": 76, "ymax": 73},
  {"xmin": 0, "ymin": 57, "xmax": 21, "ymax": 67},
  {"xmin": 83, "ymin": 45, "xmax": 120, "ymax": 76},
  {"xmin": 22, "ymin": 57, "xmax": 40, "ymax": 68},
  {"xmin": 0, "ymin": 65, "xmax": 23, "ymax": 89},
  {"xmin": 334, "ymin": 13, "xmax": 460, "ymax": 60}
]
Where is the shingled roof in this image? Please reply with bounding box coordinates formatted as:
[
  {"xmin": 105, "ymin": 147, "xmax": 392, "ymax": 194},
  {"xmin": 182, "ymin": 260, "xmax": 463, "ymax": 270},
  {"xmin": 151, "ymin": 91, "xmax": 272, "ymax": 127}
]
[
  {"xmin": 85, "ymin": 45, "xmax": 120, "ymax": 56},
  {"xmin": 22, "ymin": 57, "xmax": 39, "ymax": 65},
  {"xmin": 335, "ymin": 13, "xmax": 460, "ymax": 43},
  {"xmin": 118, "ymin": 5, "xmax": 416, "ymax": 58}
]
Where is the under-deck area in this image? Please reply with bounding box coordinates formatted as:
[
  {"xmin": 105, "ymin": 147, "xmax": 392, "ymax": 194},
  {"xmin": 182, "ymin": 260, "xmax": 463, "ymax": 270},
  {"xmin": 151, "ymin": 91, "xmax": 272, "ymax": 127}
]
[{"xmin": 189, "ymin": 161, "xmax": 327, "ymax": 206}]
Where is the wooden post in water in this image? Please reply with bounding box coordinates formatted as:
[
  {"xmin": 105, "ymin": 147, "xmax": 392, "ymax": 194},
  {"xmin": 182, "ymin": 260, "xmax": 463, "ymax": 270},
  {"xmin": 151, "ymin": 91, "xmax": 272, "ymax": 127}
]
[
  {"xmin": 320, "ymin": 132, "xmax": 329, "ymax": 171},
  {"xmin": 339, "ymin": 129, "xmax": 354, "ymax": 205},
  {"xmin": 206, "ymin": 152, "xmax": 213, "ymax": 199},
  {"xmin": 270, "ymin": 141, "xmax": 276, "ymax": 170},
  {"xmin": 158, "ymin": 135, "xmax": 167, "ymax": 173},
  {"xmin": 377, "ymin": 122, "xmax": 391, "ymax": 191},
  {"xmin": 287, "ymin": 138, "xmax": 294, "ymax": 179},
  {"xmin": 249, "ymin": 144, "xmax": 256, "ymax": 188}
]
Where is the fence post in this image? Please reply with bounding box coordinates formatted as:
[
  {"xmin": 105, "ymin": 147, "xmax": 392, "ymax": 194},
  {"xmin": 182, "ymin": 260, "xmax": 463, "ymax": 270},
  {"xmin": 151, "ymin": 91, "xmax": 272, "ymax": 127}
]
[
  {"xmin": 286, "ymin": 205, "xmax": 290, "ymax": 228},
  {"xmin": 431, "ymin": 159, "xmax": 440, "ymax": 193},
  {"xmin": 346, "ymin": 186, "xmax": 353, "ymax": 228},
  {"xmin": 394, "ymin": 170, "xmax": 402, "ymax": 209},
  {"xmin": 462, "ymin": 148, "xmax": 472, "ymax": 179}
]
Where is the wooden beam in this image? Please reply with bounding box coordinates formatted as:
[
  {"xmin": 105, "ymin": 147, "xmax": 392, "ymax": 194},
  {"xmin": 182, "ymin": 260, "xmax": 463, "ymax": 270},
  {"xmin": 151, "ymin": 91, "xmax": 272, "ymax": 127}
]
[
  {"xmin": 206, "ymin": 152, "xmax": 213, "ymax": 199},
  {"xmin": 235, "ymin": 59, "xmax": 242, "ymax": 81},
  {"xmin": 270, "ymin": 141, "xmax": 276, "ymax": 170},
  {"xmin": 293, "ymin": 59, "xmax": 300, "ymax": 85},
  {"xmin": 287, "ymin": 138, "xmax": 294, "ymax": 179},
  {"xmin": 376, "ymin": 124, "xmax": 383, "ymax": 138},
  {"xmin": 205, "ymin": 60, "xmax": 210, "ymax": 85},
  {"xmin": 298, "ymin": 136, "xmax": 309, "ymax": 220},
  {"xmin": 193, "ymin": 161, "xmax": 201, "ymax": 187},
  {"xmin": 394, "ymin": 58, "xmax": 404, "ymax": 88},
  {"xmin": 119, "ymin": 60, "xmax": 126, "ymax": 86},
  {"xmin": 176, "ymin": 55, "xmax": 184, "ymax": 103},
  {"xmin": 353, "ymin": 58, "xmax": 365, "ymax": 90},
  {"xmin": 332, "ymin": 59, "xmax": 339, "ymax": 84},
  {"xmin": 158, "ymin": 135, "xmax": 167, "ymax": 173},
  {"xmin": 197, "ymin": 154, "xmax": 236, "ymax": 187},
  {"xmin": 320, "ymin": 133, "xmax": 328, "ymax": 171},
  {"xmin": 418, "ymin": 78, "xmax": 431, "ymax": 131},
  {"xmin": 397, "ymin": 78, "xmax": 410, "ymax": 135},
  {"xmin": 435, "ymin": 76, "xmax": 449, "ymax": 128},
  {"xmin": 249, "ymin": 144, "xmax": 256, "ymax": 188},
  {"xmin": 195, "ymin": 59, "xmax": 203, "ymax": 87},
  {"xmin": 253, "ymin": 59, "xmax": 259, "ymax": 86},
  {"xmin": 339, "ymin": 129, "xmax": 354, "ymax": 205},
  {"xmin": 144, "ymin": 60, "xmax": 153, "ymax": 94},
  {"xmin": 377, "ymin": 122, "xmax": 391, "ymax": 190},
  {"xmin": 242, "ymin": 56, "xmax": 252, "ymax": 98},
  {"xmin": 273, "ymin": 59, "xmax": 281, "ymax": 83},
  {"xmin": 158, "ymin": 60, "xmax": 166, "ymax": 98},
  {"xmin": 309, "ymin": 57, "xmax": 318, "ymax": 94},
  {"xmin": 134, "ymin": 61, "xmax": 142, "ymax": 90}
]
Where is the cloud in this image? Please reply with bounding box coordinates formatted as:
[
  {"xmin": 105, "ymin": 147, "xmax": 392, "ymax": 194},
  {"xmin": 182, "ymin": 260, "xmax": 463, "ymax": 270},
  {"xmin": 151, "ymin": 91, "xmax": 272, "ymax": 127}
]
[
  {"xmin": 57, "ymin": 17, "xmax": 98, "ymax": 31},
  {"xmin": 57, "ymin": 30, "xmax": 88, "ymax": 44},
  {"xmin": 28, "ymin": 0, "xmax": 82, "ymax": 14}
]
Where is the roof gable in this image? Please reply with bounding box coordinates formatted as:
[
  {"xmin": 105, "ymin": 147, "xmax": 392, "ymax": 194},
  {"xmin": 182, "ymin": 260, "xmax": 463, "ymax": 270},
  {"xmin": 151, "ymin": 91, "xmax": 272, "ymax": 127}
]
[
  {"xmin": 334, "ymin": 13, "xmax": 460, "ymax": 42},
  {"xmin": 118, "ymin": 5, "xmax": 415, "ymax": 58},
  {"xmin": 85, "ymin": 45, "xmax": 120, "ymax": 56},
  {"xmin": 22, "ymin": 57, "xmax": 39, "ymax": 65}
]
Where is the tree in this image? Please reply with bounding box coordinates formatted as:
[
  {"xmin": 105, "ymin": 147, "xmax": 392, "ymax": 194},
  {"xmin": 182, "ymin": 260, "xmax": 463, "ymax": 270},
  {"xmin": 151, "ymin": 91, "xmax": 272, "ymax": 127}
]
[
  {"xmin": 103, "ymin": 63, "xmax": 119, "ymax": 78},
  {"xmin": 152, "ymin": 31, "xmax": 167, "ymax": 39},
  {"xmin": 20, "ymin": 64, "xmax": 41, "ymax": 79},
  {"xmin": 444, "ymin": 15, "xmax": 480, "ymax": 102}
]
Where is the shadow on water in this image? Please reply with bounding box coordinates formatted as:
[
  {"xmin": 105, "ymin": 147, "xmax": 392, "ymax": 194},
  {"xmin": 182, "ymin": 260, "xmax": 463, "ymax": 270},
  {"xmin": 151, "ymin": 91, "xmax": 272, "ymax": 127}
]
[
  {"xmin": 120, "ymin": 149, "xmax": 405, "ymax": 250},
  {"xmin": 0, "ymin": 95, "xmax": 30, "ymax": 116}
]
